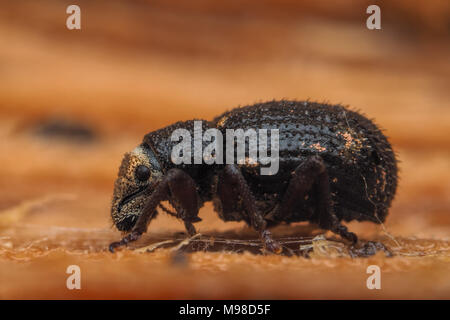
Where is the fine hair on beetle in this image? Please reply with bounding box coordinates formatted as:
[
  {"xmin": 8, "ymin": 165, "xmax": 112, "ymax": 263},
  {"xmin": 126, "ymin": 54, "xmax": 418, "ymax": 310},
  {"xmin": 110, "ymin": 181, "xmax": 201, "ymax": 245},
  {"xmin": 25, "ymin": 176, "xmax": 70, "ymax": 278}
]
[{"xmin": 109, "ymin": 100, "xmax": 398, "ymax": 257}]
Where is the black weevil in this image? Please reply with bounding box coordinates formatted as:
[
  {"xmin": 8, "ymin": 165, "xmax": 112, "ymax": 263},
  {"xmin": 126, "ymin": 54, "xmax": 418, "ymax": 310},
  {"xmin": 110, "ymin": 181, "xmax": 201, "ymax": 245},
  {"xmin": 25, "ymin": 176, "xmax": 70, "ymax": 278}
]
[{"xmin": 109, "ymin": 100, "xmax": 397, "ymax": 255}]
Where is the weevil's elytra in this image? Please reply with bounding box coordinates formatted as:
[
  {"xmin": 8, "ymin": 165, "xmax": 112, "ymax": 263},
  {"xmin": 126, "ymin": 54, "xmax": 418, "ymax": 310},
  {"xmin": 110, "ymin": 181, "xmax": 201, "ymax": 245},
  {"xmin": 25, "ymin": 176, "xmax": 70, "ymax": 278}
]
[{"xmin": 109, "ymin": 100, "xmax": 398, "ymax": 255}]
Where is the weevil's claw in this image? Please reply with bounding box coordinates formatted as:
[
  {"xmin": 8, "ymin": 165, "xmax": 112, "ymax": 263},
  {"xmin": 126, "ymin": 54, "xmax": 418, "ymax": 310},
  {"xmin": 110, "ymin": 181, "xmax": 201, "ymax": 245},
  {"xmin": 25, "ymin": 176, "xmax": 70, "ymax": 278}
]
[
  {"xmin": 261, "ymin": 230, "xmax": 282, "ymax": 254},
  {"xmin": 349, "ymin": 241, "xmax": 393, "ymax": 258},
  {"xmin": 184, "ymin": 221, "xmax": 197, "ymax": 237},
  {"xmin": 109, "ymin": 242, "xmax": 119, "ymax": 253},
  {"xmin": 334, "ymin": 225, "xmax": 358, "ymax": 244},
  {"xmin": 109, "ymin": 231, "xmax": 142, "ymax": 253}
]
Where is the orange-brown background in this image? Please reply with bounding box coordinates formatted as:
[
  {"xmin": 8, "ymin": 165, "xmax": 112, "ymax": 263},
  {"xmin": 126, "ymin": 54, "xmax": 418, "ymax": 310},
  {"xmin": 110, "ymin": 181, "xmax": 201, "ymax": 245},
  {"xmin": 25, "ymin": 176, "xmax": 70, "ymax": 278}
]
[{"xmin": 0, "ymin": 0, "xmax": 449, "ymax": 299}]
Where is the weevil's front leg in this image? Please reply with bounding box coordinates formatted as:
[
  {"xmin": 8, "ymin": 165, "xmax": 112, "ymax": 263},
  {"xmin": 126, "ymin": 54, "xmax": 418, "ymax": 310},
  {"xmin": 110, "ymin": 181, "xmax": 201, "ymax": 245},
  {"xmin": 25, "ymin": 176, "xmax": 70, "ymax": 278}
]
[
  {"xmin": 109, "ymin": 169, "xmax": 200, "ymax": 252},
  {"xmin": 109, "ymin": 178, "xmax": 167, "ymax": 253},
  {"xmin": 165, "ymin": 168, "xmax": 202, "ymax": 235},
  {"xmin": 278, "ymin": 155, "xmax": 358, "ymax": 244},
  {"xmin": 221, "ymin": 164, "xmax": 282, "ymax": 253}
]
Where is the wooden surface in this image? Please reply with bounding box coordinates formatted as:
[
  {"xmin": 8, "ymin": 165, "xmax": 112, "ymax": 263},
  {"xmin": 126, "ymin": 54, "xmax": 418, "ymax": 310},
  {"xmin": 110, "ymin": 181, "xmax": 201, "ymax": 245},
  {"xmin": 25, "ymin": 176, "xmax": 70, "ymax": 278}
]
[{"xmin": 0, "ymin": 0, "xmax": 449, "ymax": 299}]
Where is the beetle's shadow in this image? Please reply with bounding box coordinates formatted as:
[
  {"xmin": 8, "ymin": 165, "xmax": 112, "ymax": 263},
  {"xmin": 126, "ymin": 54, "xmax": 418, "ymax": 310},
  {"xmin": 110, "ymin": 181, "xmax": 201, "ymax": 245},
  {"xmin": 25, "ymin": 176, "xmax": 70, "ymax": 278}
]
[{"xmin": 136, "ymin": 224, "xmax": 338, "ymax": 256}]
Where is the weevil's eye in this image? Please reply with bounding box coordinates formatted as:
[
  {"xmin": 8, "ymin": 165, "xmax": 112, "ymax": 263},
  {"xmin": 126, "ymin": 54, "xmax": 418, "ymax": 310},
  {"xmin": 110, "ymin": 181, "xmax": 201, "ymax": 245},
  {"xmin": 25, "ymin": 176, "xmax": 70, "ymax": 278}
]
[{"xmin": 135, "ymin": 165, "xmax": 150, "ymax": 181}]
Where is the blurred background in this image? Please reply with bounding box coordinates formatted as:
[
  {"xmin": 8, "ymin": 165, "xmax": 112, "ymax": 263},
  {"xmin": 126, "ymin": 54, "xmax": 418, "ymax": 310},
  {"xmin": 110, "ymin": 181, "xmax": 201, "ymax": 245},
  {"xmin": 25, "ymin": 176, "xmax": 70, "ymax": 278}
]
[{"xmin": 0, "ymin": 0, "xmax": 449, "ymax": 299}]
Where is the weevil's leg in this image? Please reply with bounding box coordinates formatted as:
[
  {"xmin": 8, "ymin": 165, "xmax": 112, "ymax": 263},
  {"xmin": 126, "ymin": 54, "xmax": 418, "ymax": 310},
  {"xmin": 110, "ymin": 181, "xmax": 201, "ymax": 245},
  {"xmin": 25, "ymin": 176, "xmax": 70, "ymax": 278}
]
[
  {"xmin": 165, "ymin": 168, "xmax": 202, "ymax": 225},
  {"xmin": 109, "ymin": 179, "xmax": 168, "ymax": 253},
  {"xmin": 220, "ymin": 164, "xmax": 282, "ymax": 253},
  {"xmin": 108, "ymin": 230, "xmax": 144, "ymax": 253},
  {"xmin": 184, "ymin": 221, "xmax": 197, "ymax": 236},
  {"xmin": 279, "ymin": 155, "xmax": 358, "ymax": 244},
  {"xmin": 158, "ymin": 203, "xmax": 200, "ymax": 235},
  {"xmin": 109, "ymin": 169, "xmax": 201, "ymax": 252}
]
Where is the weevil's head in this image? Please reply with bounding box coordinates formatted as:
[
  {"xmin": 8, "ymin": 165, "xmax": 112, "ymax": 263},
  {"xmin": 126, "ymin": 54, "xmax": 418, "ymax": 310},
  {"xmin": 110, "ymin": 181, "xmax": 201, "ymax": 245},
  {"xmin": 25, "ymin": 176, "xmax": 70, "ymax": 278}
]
[{"xmin": 111, "ymin": 143, "xmax": 163, "ymax": 232}]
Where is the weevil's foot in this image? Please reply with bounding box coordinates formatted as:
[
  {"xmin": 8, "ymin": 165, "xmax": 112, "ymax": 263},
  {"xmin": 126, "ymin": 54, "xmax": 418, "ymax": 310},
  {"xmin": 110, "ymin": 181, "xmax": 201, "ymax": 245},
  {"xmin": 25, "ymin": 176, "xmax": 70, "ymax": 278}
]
[
  {"xmin": 333, "ymin": 225, "xmax": 358, "ymax": 244},
  {"xmin": 109, "ymin": 231, "xmax": 142, "ymax": 253},
  {"xmin": 349, "ymin": 241, "xmax": 393, "ymax": 258},
  {"xmin": 184, "ymin": 221, "xmax": 197, "ymax": 237},
  {"xmin": 261, "ymin": 230, "xmax": 282, "ymax": 254}
]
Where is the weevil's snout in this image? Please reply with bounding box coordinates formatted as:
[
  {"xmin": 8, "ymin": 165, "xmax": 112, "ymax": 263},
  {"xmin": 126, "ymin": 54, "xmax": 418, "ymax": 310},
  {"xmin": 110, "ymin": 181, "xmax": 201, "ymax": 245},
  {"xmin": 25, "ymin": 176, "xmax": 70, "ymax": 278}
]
[{"xmin": 111, "ymin": 144, "xmax": 163, "ymax": 232}]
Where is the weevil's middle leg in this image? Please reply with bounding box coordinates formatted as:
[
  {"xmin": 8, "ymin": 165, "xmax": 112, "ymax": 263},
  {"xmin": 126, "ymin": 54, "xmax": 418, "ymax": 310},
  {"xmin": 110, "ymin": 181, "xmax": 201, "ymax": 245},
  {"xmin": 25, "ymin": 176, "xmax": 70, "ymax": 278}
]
[
  {"xmin": 219, "ymin": 164, "xmax": 282, "ymax": 253},
  {"xmin": 279, "ymin": 155, "xmax": 358, "ymax": 244},
  {"xmin": 184, "ymin": 221, "xmax": 197, "ymax": 236}
]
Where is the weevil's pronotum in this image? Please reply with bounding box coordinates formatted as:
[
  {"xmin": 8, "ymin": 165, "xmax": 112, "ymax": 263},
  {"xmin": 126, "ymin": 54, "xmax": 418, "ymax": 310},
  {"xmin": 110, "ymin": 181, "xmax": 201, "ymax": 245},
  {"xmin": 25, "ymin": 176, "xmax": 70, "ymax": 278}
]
[{"xmin": 109, "ymin": 100, "xmax": 397, "ymax": 255}]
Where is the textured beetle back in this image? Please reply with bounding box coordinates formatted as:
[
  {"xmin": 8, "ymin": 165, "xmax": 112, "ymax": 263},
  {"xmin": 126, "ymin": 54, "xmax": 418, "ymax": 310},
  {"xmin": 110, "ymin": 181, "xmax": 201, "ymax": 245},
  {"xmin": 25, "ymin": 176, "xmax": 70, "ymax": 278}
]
[{"xmin": 214, "ymin": 100, "xmax": 398, "ymax": 223}]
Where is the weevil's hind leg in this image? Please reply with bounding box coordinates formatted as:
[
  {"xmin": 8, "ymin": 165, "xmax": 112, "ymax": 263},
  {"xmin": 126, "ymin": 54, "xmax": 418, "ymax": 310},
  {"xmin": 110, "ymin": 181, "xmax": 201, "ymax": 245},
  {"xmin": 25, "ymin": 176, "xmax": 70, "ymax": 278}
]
[
  {"xmin": 279, "ymin": 155, "xmax": 358, "ymax": 244},
  {"xmin": 218, "ymin": 164, "xmax": 282, "ymax": 253},
  {"xmin": 109, "ymin": 169, "xmax": 201, "ymax": 252}
]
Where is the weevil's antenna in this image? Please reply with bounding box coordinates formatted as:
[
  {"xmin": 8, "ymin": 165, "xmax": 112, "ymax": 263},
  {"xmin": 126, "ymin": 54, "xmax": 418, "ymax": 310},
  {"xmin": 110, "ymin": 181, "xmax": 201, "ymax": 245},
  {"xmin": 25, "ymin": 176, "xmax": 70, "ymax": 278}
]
[{"xmin": 159, "ymin": 203, "xmax": 178, "ymax": 217}]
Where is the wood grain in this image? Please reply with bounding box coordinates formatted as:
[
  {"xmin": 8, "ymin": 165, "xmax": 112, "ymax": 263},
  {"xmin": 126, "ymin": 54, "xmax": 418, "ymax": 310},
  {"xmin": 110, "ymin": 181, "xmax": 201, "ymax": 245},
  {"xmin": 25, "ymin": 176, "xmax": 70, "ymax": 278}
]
[{"xmin": 0, "ymin": 0, "xmax": 449, "ymax": 299}]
